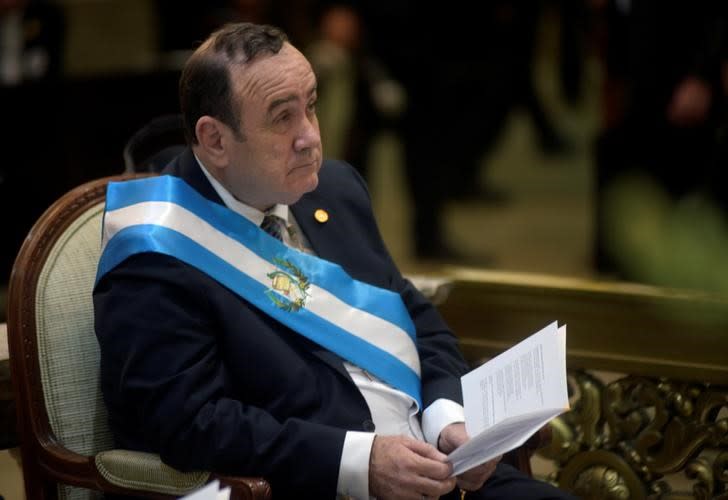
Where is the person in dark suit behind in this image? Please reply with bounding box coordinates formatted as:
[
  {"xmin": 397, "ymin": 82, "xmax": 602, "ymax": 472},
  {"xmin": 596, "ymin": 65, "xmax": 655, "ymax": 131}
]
[
  {"xmin": 93, "ymin": 22, "xmax": 574, "ymax": 499},
  {"xmin": 592, "ymin": 0, "xmax": 728, "ymax": 277}
]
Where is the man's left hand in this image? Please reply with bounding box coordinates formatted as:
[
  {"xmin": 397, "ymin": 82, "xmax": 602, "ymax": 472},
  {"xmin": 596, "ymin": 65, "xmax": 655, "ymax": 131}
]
[{"xmin": 438, "ymin": 422, "xmax": 501, "ymax": 492}]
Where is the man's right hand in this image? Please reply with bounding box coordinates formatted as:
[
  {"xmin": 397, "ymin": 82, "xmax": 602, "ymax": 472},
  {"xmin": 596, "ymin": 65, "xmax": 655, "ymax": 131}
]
[{"xmin": 369, "ymin": 435, "xmax": 456, "ymax": 499}]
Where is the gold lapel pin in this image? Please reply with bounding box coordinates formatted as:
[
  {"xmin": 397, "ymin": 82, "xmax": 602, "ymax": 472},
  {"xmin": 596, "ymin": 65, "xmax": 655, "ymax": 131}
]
[{"xmin": 314, "ymin": 209, "xmax": 329, "ymax": 223}]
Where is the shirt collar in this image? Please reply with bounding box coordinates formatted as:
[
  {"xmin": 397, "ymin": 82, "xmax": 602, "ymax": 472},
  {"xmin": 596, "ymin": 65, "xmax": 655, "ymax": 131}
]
[{"xmin": 194, "ymin": 154, "xmax": 290, "ymax": 227}]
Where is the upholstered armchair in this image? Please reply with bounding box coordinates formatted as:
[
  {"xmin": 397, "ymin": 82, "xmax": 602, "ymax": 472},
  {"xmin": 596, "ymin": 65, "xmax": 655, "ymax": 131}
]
[
  {"xmin": 7, "ymin": 174, "xmax": 270, "ymax": 499},
  {"xmin": 7, "ymin": 174, "xmax": 545, "ymax": 499}
]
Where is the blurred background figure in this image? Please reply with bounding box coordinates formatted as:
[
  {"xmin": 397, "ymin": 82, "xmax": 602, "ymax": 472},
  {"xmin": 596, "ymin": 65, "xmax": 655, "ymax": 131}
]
[
  {"xmin": 0, "ymin": 0, "xmax": 64, "ymax": 283},
  {"xmin": 492, "ymin": 0, "xmax": 570, "ymax": 158},
  {"xmin": 155, "ymin": 0, "xmax": 271, "ymax": 53},
  {"xmin": 4, "ymin": 0, "xmax": 727, "ymax": 297},
  {"xmin": 307, "ymin": 3, "xmax": 404, "ymax": 177},
  {"xmin": 154, "ymin": 0, "xmax": 317, "ymax": 57},
  {"xmin": 311, "ymin": 1, "xmax": 576, "ymax": 263},
  {"xmin": 557, "ymin": 0, "xmax": 590, "ymax": 107},
  {"xmin": 0, "ymin": 0, "xmax": 63, "ymax": 86},
  {"xmin": 155, "ymin": 0, "xmax": 321, "ymax": 56},
  {"xmin": 593, "ymin": 0, "xmax": 728, "ymax": 292}
]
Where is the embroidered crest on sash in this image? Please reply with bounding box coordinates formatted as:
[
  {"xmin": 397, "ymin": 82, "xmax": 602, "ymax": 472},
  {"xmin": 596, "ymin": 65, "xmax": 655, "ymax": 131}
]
[{"xmin": 266, "ymin": 257, "xmax": 310, "ymax": 312}]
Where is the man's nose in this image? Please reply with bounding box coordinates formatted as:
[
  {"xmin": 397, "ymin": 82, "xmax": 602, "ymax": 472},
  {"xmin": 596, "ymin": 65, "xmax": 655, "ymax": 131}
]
[{"xmin": 294, "ymin": 116, "xmax": 320, "ymax": 152}]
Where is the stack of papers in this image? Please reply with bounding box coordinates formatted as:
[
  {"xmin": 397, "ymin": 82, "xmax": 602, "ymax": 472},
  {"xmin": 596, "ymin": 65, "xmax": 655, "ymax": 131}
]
[{"xmin": 448, "ymin": 321, "xmax": 569, "ymax": 475}]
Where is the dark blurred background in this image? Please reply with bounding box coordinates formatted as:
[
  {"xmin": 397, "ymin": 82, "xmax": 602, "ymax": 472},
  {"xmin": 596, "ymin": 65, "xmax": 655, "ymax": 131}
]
[{"xmin": 2, "ymin": 0, "xmax": 728, "ymax": 307}]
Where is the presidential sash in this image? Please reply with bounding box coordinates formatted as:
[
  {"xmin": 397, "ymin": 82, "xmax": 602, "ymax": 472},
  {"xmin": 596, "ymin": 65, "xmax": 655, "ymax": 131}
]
[{"xmin": 97, "ymin": 175, "xmax": 422, "ymax": 407}]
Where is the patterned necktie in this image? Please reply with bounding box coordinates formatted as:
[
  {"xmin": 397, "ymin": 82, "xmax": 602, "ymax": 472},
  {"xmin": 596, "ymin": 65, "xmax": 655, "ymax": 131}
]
[{"xmin": 260, "ymin": 214, "xmax": 286, "ymax": 241}]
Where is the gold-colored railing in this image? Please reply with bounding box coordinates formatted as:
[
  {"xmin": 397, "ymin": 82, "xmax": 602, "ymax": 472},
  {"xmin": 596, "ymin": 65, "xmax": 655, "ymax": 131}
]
[{"xmin": 434, "ymin": 268, "xmax": 728, "ymax": 500}]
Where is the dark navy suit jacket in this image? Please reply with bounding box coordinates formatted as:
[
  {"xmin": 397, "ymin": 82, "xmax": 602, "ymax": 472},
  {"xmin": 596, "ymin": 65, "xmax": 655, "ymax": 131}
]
[{"xmin": 93, "ymin": 148, "xmax": 469, "ymax": 498}]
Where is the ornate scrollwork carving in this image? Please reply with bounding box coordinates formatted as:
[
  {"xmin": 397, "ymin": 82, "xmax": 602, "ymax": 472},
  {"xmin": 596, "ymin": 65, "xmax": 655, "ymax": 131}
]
[
  {"xmin": 540, "ymin": 371, "xmax": 728, "ymax": 499},
  {"xmin": 559, "ymin": 450, "xmax": 644, "ymax": 499},
  {"xmin": 573, "ymin": 465, "xmax": 629, "ymax": 499},
  {"xmin": 686, "ymin": 456, "xmax": 714, "ymax": 500}
]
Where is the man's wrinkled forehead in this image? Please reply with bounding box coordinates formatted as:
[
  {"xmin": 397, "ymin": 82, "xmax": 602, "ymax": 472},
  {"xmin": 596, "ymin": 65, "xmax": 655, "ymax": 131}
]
[{"xmin": 233, "ymin": 44, "xmax": 316, "ymax": 102}]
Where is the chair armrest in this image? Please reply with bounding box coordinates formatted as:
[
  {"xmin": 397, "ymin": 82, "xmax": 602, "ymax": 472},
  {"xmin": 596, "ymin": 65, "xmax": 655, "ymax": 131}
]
[
  {"xmin": 95, "ymin": 449, "xmax": 270, "ymax": 499},
  {"xmin": 95, "ymin": 450, "xmax": 208, "ymax": 495},
  {"xmin": 215, "ymin": 474, "xmax": 272, "ymax": 500}
]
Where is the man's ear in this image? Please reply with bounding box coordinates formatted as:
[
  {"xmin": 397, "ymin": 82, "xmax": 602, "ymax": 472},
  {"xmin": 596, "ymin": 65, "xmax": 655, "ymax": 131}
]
[{"xmin": 195, "ymin": 116, "xmax": 228, "ymax": 168}]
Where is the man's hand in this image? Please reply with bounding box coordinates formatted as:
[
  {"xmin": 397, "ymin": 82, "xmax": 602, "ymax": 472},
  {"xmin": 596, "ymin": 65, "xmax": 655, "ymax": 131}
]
[
  {"xmin": 369, "ymin": 435, "xmax": 456, "ymax": 499},
  {"xmin": 438, "ymin": 423, "xmax": 501, "ymax": 492}
]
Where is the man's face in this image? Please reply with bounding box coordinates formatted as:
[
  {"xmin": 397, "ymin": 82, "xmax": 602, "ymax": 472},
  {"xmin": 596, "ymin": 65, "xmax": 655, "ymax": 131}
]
[{"xmin": 221, "ymin": 43, "xmax": 322, "ymax": 210}]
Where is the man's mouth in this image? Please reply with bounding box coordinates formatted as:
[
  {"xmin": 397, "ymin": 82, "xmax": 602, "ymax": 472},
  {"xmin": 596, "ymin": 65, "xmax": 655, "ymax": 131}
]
[{"xmin": 292, "ymin": 160, "xmax": 318, "ymax": 171}]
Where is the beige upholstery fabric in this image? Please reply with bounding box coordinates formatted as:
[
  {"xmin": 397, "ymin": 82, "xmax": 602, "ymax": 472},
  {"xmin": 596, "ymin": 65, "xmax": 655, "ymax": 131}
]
[
  {"xmin": 36, "ymin": 203, "xmax": 111, "ymax": 459},
  {"xmin": 95, "ymin": 450, "xmax": 210, "ymax": 495},
  {"xmin": 35, "ymin": 203, "xmax": 109, "ymax": 500},
  {"xmin": 33, "ymin": 201, "xmax": 210, "ymax": 499}
]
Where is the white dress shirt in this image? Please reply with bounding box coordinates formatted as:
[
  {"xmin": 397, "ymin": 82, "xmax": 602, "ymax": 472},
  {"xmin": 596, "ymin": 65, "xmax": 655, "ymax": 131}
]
[{"xmin": 196, "ymin": 158, "xmax": 464, "ymax": 499}]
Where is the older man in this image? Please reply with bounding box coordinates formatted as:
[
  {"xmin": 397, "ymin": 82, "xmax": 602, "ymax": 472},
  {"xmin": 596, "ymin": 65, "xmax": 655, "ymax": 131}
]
[{"xmin": 94, "ymin": 22, "xmax": 573, "ymax": 500}]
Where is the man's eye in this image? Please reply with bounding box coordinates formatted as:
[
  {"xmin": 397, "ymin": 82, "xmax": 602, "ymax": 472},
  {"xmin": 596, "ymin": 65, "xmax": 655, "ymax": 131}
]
[
  {"xmin": 307, "ymin": 100, "xmax": 317, "ymax": 112},
  {"xmin": 276, "ymin": 112, "xmax": 291, "ymax": 123}
]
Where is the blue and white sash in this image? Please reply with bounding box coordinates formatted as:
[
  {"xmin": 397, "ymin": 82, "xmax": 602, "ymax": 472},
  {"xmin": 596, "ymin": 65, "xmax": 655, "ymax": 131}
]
[{"xmin": 97, "ymin": 175, "xmax": 422, "ymax": 407}]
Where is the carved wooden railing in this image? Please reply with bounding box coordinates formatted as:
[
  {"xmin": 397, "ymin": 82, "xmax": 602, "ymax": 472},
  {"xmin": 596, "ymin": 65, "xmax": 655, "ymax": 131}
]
[{"xmin": 435, "ymin": 267, "xmax": 728, "ymax": 500}]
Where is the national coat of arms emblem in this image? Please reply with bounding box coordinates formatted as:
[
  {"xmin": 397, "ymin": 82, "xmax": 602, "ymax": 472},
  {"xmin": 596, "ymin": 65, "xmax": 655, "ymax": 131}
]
[{"xmin": 266, "ymin": 257, "xmax": 310, "ymax": 312}]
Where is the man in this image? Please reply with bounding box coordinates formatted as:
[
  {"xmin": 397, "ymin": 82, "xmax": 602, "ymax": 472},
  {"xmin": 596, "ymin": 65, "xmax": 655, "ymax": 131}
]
[{"xmin": 94, "ymin": 23, "xmax": 573, "ymax": 499}]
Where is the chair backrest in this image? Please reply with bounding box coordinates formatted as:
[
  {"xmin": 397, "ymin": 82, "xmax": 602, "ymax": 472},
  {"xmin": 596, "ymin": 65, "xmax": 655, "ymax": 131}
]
[
  {"xmin": 8, "ymin": 174, "xmax": 144, "ymax": 500},
  {"xmin": 123, "ymin": 114, "xmax": 186, "ymax": 173}
]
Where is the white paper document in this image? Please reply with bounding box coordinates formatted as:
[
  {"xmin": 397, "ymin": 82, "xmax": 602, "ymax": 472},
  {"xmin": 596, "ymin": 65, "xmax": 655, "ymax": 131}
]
[
  {"xmin": 179, "ymin": 480, "xmax": 231, "ymax": 500},
  {"xmin": 448, "ymin": 322, "xmax": 569, "ymax": 475}
]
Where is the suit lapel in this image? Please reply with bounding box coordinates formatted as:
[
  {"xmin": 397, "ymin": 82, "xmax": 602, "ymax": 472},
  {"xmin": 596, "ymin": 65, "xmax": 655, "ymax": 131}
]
[
  {"xmin": 165, "ymin": 148, "xmax": 225, "ymax": 206},
  {"xmin": 290, "ymin": 192, "xmax": 331, "ymax": 257}
]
